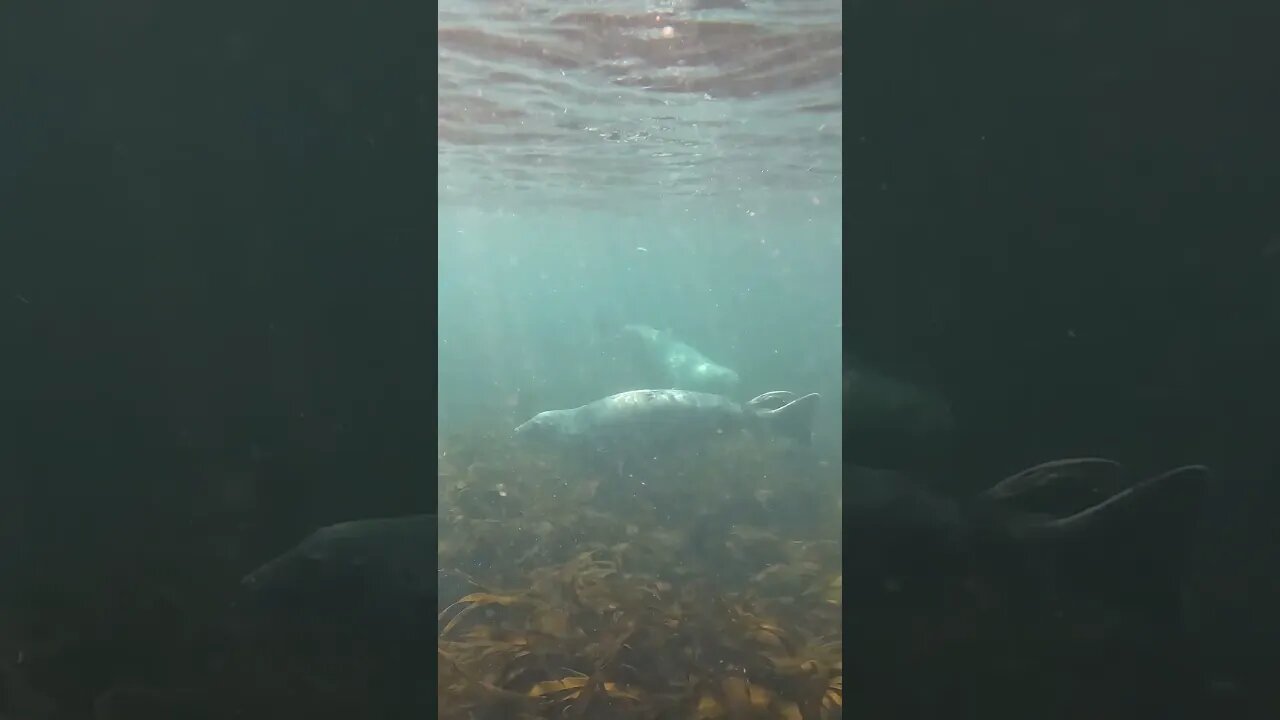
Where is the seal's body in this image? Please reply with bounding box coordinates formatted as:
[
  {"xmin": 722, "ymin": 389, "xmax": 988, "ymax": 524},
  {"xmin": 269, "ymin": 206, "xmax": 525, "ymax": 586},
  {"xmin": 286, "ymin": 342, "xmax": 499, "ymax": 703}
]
[{"xmin": 515, "ymin": 389, "xmax": 819, "ymax": 457}]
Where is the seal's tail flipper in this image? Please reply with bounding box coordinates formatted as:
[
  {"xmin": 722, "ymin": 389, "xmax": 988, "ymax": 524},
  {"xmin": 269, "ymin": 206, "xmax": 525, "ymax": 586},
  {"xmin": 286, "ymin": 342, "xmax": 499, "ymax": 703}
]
[
  {"xmin": 760, "ymin": 392, "xmax": 820, "ymax": 446},
  {"xmin": 1013, "ymin": 464, "xmax": 1210, "ymax": 621},
  {"xmin": 747, "ymin": 390, "xmax": 797, "ymax": 411},
  {"xmin": 1031, "ymin": 464, "xmax": 1209, "ymax": 539}
]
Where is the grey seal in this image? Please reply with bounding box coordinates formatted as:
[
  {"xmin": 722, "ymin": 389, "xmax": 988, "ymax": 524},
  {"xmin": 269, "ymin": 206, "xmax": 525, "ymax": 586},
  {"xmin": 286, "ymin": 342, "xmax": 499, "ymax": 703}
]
[
  {"xmin": 514, "ymin": 388, "xmax": 819, "ymax": 457},
  {"xmin": 621, "ymin": 324, "xmax": 740, "ymax": 394}
]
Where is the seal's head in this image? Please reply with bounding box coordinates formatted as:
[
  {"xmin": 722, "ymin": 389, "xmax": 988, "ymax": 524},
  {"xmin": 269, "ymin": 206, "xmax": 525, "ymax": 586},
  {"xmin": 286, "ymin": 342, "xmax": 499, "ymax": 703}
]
[
  {"xmin": 691, "ymin": 362, "xmax": 740, "ymax": 392},
  {"xmin": 239, "ymin": 520, "xmax": 385, "ymax": 615},
  {"xmin": 514, "ymin": 410, "xmax": 575, "ymax": 447}
]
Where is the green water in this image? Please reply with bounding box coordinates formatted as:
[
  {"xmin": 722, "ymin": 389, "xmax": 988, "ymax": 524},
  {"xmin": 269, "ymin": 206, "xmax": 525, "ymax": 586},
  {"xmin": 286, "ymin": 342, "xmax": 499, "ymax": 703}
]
[{"xmin": 437, "ymin": 203, "xmax": 842, "ymax": 459}]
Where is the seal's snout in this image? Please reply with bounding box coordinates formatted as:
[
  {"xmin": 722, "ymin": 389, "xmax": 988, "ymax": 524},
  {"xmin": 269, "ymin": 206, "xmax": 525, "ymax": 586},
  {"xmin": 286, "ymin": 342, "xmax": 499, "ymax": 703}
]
[
  {"xmin": 513, "ymin": 417, "xmax": 543, "ymax": 442},
  {"xmin": 513, "ymin": 412, "xmax": 563, "ymax": 445}
]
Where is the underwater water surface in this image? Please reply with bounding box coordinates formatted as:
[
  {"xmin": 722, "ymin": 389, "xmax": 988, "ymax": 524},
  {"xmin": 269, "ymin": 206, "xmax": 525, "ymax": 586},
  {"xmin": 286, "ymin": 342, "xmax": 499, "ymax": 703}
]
[{"xmin": 438, "ymin": 0, "xmax": 842, "ymax": 208}]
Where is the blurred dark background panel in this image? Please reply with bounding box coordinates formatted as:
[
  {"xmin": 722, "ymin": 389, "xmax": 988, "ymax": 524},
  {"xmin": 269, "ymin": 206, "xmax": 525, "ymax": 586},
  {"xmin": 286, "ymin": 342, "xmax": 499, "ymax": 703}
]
[
  {"xmin": 845, "ymin": 0, "xmax": 1280, "ymax": 700},
  {"xmin": 0, "ymin": 0, "xmax": 435, "ymax": 716}
]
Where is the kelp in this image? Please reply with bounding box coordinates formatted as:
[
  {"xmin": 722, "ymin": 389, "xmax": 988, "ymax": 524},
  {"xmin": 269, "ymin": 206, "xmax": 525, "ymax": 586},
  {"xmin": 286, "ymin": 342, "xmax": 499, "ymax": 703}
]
[{"xmin": 438, "ymin": 431, "xmax": 842, "ymax": 720}]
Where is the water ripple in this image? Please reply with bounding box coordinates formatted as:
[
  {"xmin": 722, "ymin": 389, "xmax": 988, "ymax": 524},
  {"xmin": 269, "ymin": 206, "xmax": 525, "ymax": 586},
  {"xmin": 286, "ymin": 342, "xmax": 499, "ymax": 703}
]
[{"xmin": 438, "ymin": 0, "xmax": 842, "ymax": 205}]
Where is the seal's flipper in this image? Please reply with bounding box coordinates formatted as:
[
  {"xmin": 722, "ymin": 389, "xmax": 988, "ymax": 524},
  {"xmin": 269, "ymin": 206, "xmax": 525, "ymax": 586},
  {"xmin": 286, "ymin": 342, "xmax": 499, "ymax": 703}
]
[
  {"xmin": 747, "ymin": 391, "xmax": 797, "ymax": 411},
  {"xmin": 1033, "ymin": 464, "xmax": 1210, "ymax": 539},
  {"xmin": 1016, "ymin": 465, "xmax": 1210, "ymax": 623},
  {"xmin": 759, "ymin": 392, "xmax": 820, "ymax": 446},
  {"xmin": 983, "ymin": 457, "xmax": 1127, "ymax": 514}
]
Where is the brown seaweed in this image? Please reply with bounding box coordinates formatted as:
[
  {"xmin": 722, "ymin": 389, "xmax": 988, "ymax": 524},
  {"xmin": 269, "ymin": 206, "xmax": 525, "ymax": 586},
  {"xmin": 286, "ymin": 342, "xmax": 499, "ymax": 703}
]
[{"xmin": 438, "ymin": 431, "xmax": 843, "ymax": 720}]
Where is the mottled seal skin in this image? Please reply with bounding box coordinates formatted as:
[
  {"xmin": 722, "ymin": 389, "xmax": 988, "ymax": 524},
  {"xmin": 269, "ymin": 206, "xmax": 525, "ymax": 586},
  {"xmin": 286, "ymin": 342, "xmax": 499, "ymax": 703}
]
[
  {"xmin": 514, "ymin": 388, "xmax": 819, "ymax": 456},
  {"xmin": 240, "ymin": 514, "xmax": 437, "ymax": 629},
  {"xmin": 622, "ymin": 324, "xmax": 740, "ymax": 394}
]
